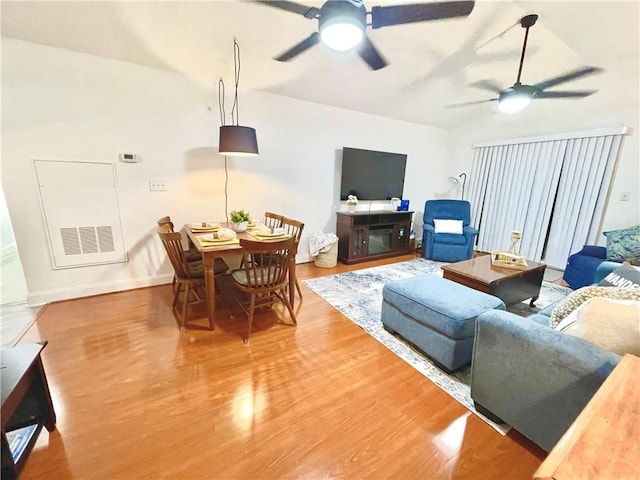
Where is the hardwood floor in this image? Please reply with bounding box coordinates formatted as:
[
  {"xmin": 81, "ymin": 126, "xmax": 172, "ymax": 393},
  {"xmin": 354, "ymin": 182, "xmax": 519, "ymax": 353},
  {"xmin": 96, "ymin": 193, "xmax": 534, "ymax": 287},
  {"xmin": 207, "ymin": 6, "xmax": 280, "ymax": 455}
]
[{"xmin": 17, "ymin": 253, "xmax": 545, "ymax": 479}]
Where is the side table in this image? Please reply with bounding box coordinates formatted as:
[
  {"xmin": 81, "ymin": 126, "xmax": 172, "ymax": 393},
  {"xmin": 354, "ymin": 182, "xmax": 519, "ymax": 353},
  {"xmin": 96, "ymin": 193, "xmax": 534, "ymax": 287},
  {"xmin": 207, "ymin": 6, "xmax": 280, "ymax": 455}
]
[{"xmin": 1, "ymin": 342, "xmax": 56, "ymax": 479}]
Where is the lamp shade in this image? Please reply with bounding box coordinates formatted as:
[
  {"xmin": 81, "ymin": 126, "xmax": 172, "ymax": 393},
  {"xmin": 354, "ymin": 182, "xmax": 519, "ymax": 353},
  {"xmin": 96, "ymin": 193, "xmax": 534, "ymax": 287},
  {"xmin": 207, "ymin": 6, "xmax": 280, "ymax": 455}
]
[{"xmin": 218, "ymin": 126, "xmax": 259, "ymax": 156}]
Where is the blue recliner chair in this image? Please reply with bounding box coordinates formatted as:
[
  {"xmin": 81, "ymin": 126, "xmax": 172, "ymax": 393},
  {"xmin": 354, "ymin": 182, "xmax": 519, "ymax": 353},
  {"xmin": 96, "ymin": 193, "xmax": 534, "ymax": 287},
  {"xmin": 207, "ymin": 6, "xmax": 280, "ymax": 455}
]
[
  {"xmin": 563, "ymin": 245, "xmax": 622, "ymax": 289},
  {"xmin": 423, "ymin": 200, "xmax": 478, "ymax": 262}
]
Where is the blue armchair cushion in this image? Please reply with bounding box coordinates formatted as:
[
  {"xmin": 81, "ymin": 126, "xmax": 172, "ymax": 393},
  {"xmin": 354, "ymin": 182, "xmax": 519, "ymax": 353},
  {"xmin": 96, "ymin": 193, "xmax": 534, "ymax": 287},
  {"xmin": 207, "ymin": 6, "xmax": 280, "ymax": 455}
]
[
  {"xmin": 579, "ymin": 245, "xmax": 607, "ymax": 258},
  {"xmin": 432, "ymin": 232, "xmax": 467, "ymax": 245}
]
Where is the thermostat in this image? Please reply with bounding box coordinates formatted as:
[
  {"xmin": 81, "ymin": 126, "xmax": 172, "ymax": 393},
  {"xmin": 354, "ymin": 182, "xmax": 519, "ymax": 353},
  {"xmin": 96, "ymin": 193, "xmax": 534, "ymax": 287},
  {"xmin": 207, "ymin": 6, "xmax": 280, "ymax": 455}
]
[{"xmin": 119, "ymin": 153, "xmax": 142, "ymax": 163}]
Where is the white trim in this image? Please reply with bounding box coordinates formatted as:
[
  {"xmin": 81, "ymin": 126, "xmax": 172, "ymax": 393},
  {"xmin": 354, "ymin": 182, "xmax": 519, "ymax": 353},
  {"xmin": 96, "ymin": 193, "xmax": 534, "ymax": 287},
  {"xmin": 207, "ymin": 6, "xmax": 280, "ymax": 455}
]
[
  {"xmin": 472, "ymin": 124, "xmax": 630, "ymax": 148},
  {"xmin": 26, "ymin": 273, "xmax": 173, "ymax": 307}
]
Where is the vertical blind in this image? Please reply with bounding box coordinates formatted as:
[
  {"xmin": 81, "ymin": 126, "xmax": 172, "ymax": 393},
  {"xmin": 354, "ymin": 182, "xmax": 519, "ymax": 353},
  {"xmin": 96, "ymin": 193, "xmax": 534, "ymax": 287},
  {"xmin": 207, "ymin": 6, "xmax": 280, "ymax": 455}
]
[{"xmin": 467, "ymin": 125, "xmax": 628, "ymax": 268}]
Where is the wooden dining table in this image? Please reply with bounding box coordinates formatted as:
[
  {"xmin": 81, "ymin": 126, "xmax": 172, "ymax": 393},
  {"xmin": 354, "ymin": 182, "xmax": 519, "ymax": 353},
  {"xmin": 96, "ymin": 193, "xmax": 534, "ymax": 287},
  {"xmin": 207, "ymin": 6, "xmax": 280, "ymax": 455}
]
[{"xmin": 184, "ymin": 223, "xmax": 297, "ymax": 329}]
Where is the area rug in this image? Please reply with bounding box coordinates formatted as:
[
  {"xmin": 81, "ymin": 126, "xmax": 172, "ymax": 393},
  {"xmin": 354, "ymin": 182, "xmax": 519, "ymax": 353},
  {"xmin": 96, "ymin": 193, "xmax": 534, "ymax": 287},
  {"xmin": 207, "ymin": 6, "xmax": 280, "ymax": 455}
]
[{"xmin": 303, "ymin": 258, "xmax": 571, "ymax": 433}]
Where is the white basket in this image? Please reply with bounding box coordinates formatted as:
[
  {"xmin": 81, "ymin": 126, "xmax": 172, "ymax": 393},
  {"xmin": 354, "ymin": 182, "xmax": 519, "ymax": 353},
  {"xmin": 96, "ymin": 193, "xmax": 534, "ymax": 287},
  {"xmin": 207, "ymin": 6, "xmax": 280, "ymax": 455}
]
[{"xmin": 314, "ymin": 240, "xmax": 338, "ymax": 268}]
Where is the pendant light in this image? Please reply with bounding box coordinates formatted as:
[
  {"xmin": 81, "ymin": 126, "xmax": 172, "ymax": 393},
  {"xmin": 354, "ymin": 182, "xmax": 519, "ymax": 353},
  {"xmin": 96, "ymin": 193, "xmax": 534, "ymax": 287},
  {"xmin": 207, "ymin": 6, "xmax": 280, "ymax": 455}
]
[{"xmin": 218, "ymin": 39, "xmax": 259, "ymax": 156}]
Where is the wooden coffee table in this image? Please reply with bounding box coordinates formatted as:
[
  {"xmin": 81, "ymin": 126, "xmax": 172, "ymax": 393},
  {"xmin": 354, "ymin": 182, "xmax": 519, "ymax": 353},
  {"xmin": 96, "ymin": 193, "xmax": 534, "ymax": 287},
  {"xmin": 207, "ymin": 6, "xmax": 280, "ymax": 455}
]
[{"xmin": 441, "ymin": 255, "xmax": 546, "ymax": 306}]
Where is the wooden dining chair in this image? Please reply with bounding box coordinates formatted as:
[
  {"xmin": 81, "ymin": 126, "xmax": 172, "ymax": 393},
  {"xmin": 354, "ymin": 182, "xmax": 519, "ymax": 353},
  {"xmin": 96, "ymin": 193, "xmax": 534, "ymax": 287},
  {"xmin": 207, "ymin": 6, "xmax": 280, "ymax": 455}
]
[
  {"xmin": 280, "ymin": 216, "xmax": 305, "ymax": 301},
  {"xmin": 238, "ymin": 211, "xmax": 285, "ymax": 270},
  {"xmin": 158, "ymin": 226, "xmax": 227, "ymax": 330},
  {"xmin": 157, "ymin": 216, "xmax": 201, "ymax": 262},
  {"xmin": 158, "ymin": 228, "xmax": 207, "ymax": 330},
  {"xmin": 229, "ymin": 237, "xmax": 297, "ymax": 344},
  {"xmin": 264, "ymin": 211, "xmax": 285, "ymax": 230},
  {"xmin": 156, "ymin": 216, "xmax": 228, "ymax": 293}
]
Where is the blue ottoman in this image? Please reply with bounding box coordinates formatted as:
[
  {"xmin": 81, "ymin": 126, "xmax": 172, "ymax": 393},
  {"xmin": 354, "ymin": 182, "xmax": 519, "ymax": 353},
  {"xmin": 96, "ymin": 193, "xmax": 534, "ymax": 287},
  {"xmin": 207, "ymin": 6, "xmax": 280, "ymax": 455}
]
[{"xmin": 381, "ymin": 274, "xmax": 505, "ymax": 371}]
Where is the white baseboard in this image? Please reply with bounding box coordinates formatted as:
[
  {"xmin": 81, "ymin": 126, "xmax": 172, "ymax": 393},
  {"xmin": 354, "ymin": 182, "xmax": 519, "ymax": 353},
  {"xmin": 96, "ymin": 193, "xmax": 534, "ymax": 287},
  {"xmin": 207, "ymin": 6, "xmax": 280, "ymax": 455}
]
[
  {"xmin": 27, "ymin": 273, "xmax": 173, "ymax": 307},
  {"xmin": 26, "ymin": 256, "xmax": 316, "ymax": 307}
]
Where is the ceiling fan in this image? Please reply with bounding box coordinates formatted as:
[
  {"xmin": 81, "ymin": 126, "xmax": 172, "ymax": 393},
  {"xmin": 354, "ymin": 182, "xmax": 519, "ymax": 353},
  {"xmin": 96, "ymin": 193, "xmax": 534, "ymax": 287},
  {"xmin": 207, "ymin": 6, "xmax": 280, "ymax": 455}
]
[
  {"xmin": 254, "ymin": 0, "xmax": 475, "ymax": 70},
  {"xmin": 449, "ymin": 13, "xmax": 603, "ymax": 113}
]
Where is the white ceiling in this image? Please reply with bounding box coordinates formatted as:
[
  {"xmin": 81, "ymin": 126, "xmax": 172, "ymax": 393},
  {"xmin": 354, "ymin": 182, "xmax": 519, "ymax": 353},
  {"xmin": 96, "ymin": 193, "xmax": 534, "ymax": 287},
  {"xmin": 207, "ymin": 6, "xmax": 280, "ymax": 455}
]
[{"xmin": 2, "ymin": 0, "xmax": 638, "ymax": 128}]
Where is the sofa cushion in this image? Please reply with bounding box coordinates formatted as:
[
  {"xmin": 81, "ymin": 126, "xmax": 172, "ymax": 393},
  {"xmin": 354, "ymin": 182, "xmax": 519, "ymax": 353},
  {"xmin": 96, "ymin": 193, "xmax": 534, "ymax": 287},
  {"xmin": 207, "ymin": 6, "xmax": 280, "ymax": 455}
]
[
  {"xmin": 555, "ymin": 297, "xmax": 640, "ymax": 356},
  {"xmin": 549, "ymin": 286, "xmax": 640, "ymax": 328},
  {"xmin": 603, "ymin": 225, "xmax": 640, "ymax": 262},
  {"xmin": 597, "ymin": 262, "xmax": 640, "ymax": 288}
]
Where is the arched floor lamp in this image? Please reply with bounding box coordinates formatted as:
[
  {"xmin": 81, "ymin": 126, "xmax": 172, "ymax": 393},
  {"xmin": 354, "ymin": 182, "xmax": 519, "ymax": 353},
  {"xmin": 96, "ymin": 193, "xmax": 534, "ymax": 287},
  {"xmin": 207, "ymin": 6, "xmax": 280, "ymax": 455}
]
[{"xmin": 448, "ymin": 173, "xmax": 467, "ymax": 200}]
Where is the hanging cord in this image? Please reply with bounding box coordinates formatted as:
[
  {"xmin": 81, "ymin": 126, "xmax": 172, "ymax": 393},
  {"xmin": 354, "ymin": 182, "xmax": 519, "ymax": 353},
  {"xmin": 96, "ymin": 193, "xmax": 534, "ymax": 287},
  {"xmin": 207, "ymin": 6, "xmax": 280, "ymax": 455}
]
[
  {"xmin": 218, "ymin": 78, "xmax": 229, "ymax": 224},
  {"xmin": 231, "ymin": 38, "xmax": 241, "ymax": 126},
  {"xmin": 224, "ymin": 157, "xmax": 229, "ymax": 225},
  {"xmin": 217, "ymin": 38, "xmax": 243, "ymax": 225},
  {"xmin": 218, "ymin": 78, "xmax": 226, "ymax": 126}
]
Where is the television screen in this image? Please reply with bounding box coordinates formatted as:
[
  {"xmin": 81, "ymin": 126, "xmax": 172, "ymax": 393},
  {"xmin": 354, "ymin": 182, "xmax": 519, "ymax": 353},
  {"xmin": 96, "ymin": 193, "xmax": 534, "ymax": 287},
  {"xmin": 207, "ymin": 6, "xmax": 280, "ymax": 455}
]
[{"xmin": 340, "ymin": 147, "xmax": 407, "ymax": 201}]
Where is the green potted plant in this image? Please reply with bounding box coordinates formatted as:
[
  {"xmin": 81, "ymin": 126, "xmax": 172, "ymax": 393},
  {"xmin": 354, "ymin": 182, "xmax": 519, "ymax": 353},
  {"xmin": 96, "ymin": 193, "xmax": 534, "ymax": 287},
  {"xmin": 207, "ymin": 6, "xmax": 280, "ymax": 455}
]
[{"xmin": 230, "ymin": 209, "xmax": 251, "ymax": 232}]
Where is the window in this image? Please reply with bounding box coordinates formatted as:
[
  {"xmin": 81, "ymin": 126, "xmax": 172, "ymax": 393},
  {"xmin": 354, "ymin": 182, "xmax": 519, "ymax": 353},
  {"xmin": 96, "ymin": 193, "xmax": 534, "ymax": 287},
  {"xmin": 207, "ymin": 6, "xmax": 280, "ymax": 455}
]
[{"xmin": 467, "ymin": 125, "xmax": 628, "ymax": 268}]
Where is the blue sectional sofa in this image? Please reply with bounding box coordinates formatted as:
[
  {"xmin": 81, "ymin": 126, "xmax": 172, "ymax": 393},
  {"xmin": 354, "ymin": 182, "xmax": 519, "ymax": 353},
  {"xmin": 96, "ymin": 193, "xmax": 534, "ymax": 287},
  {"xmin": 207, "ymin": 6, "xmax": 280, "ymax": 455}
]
[
  {"xmin": 469, "ymin": 260, "xmax": 624, "ymax": 452},
  {"xmin": 470, "ymin": 309, "xmax": 621, "ymax": 452},
  {"xmin": 380, "ymin": 259, "xmax": 625, "ymax": 452}
]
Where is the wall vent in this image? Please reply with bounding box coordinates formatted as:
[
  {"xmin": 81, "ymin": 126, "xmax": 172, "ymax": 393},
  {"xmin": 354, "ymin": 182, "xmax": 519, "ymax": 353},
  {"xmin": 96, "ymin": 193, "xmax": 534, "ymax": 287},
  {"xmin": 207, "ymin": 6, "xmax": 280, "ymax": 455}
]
[{"xmin": 60, "ymin": 226, "xmax": 115, "ymax": 256}]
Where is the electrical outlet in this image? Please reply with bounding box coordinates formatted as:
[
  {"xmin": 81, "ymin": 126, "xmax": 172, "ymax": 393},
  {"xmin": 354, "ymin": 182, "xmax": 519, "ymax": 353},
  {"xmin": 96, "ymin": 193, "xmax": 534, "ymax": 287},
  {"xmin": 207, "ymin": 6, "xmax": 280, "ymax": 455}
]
[
  {"xmin": 619, "ymin": 191, "xmax": 631, "ymax": 201},
  {"xmin": 149, "ymin": 179, "xmax": 167, "ymax": 191}
]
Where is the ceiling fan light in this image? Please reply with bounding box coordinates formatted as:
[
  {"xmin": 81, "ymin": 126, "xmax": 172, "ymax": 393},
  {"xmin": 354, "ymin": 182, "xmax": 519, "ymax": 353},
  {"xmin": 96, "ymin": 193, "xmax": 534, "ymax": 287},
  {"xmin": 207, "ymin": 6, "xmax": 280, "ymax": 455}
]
[
  {"xmin": 320, "ymin": 16, "xmax": 364, "ymax": 51},
  {"xmin": 497, "ymin": 93, "xmax": 531, "ymax": 114}
]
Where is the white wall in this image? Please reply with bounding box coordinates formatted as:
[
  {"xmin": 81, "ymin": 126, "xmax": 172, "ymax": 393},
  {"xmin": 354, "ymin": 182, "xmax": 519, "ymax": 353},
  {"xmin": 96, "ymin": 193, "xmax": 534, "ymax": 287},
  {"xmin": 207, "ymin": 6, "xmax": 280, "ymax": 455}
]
[{"xmin": 2, "ymin": 39, "xmax": 448, "ymax": 306}]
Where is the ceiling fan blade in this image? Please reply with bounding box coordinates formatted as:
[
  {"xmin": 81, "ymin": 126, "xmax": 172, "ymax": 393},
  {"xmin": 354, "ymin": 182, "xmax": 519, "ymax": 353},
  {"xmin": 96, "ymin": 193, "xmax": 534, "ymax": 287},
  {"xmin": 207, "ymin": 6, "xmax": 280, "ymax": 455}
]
[
  {"xmin": 446, "ymin": 98, "xmax": 498, "ymax": 109},
  {"xmin": 533, "ymin": 67, "xmax": 604, "ymax": 91},
  {"xmin": 371, "ymin": 1, "xmax": 475, "ymax": 29},
  {"xmin": 253, "ymin": 0, "xmax": 319, "ymax": 19},
  {"xmin": 535, "ymin": 90, "xmax": 597, "ymax": 99},
  {"xmin": 357, "ymin": 36, "xmax": 388, "ymax": 70},
  {"xmin": 470, "ymin": 79, "xmax": 503, "ymax": 94},
  {"xmin": 274, "ymin": 32, "xmax": 320, "ymax": 61}
]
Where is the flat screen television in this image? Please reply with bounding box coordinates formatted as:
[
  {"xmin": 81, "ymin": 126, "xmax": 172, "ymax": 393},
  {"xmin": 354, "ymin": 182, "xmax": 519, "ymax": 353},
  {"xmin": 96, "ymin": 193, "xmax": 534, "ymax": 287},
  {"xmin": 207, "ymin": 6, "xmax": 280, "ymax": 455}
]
[{"xmin": 339, "ymin": 147, "xmax": 407, "ymax": 201}]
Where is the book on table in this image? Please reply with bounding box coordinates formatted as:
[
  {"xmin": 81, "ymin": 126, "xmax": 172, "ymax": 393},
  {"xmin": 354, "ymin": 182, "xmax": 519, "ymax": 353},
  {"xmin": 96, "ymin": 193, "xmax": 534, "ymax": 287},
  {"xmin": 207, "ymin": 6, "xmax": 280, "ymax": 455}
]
[{"xmin": 6, "ymin": 424, "xmax": 38, "ymax": 462}]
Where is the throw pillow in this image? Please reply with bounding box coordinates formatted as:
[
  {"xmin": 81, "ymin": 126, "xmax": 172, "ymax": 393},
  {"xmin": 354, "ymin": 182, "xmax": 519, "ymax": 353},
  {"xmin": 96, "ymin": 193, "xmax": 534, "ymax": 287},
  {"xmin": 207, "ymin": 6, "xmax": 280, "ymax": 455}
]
[
  {"xmin": 555, "ymin": 297, "xmax": 640, "ymax": 356},
  {"xmin": 603, "ymin": 225, "xmax": 640, "ymax": 262},
  {"xmin": 598, "ymin": 262, "xmax": 640, "ymax": 289},
  {"xmin": 549, "ymin": 286, "xmax": 640, "ymax": 329},
  {"xmin": 434, "ymin": 219, "xmax": 463, "ymax": 234}
]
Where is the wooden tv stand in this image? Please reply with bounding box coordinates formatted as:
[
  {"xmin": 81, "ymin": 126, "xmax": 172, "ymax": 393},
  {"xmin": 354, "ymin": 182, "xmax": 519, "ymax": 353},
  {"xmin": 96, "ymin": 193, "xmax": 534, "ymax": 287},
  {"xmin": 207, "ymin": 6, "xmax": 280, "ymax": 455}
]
[{"xmin": 336, "ymin": 210, "xmax": 414, "ymax": 264}]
